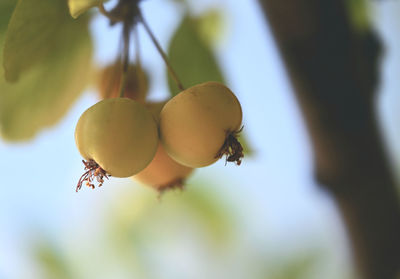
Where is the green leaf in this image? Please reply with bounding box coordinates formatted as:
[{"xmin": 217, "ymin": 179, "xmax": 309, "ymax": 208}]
[
  {"xmin": 34, "ymin": 241, "xmax": 72, "ymax": 279},
  {"xmin": 238, "ymin": 132, "xmax": 254, "ymax": 156},
  {"xmin": 346, "ymin": 0, "xmax": 369, "ymax": 32},
  {"xmin": 0, "ymin": 0, "xmax": 93, "ymax": 141},
  {"xmin": 167, "ymin": 15, "xmax": 225, "ymax": 96},
  {"xmin": 194, "ymin": 9, "xmax": 224, "ymax": 47},
  {"xmin": 270, "ymin": 252, "xmax": 321, "ymax": 279},
  {"xmin": 68, "ymin": 0, "xmax": 104, "ymax": 19},
  {"xmin": 108, "ymin": 180, "xmax": 235, "ymax": 251},
  {"xmin": 0, "ymin": 0, "xmax": 17, "ymax": 32},
  {"xmin": 3, "ymin": 0, "xmax": 91, "ymax": 82}
]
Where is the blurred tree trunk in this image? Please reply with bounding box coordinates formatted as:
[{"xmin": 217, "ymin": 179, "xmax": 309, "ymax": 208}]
[{"xmin": 258, "ymin": 1, "xmax": 400, "ymax": 278}]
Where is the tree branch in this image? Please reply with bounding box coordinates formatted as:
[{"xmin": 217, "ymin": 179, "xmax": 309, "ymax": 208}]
[{"xmin": 258, "ymin": 1, "xmax": 400, "ymax": 278}]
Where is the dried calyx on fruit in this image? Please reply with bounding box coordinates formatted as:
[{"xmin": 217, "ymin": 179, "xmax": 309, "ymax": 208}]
[
  {"xmin": 159, "ymin": 81, "xmax": 243, "ymax": 168},
  {"xmin": 75, "ymin": 98, "xmax": 158, "ymax": 191},
  {"xmin": 132, "ymin": 101, "xmax": 194, "ymax": 193},
  {"xmin": 76, "ymin": 159, "xmax": 110, "ymax": 190},
  {"xmin": 97, "ymin": 61, "xmax": 149, "ymax": 102}
]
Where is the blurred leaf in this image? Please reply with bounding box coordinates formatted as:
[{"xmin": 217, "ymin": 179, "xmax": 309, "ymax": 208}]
[
  {"xmin": 155, "ymin": 182, "xmax": 235, "ymax": 244},
  {"xmin": 269, "ymin": 251, "xmax": 321, "ymax": 279},
  {"xmin": 68, "ymin": 0, "xmax": 104, "ymax": 19},
  {"xmin": 0, "ymin": 0, "xmax": 16, "ymax": 32},
  {"xmin": 346, "ymin": 0, "xmax": 369, "ymax": 32},
  {"xmin": 0, "ymin": 0, "xmax": 93, "ymax": 141},
  {"xmin": 3, "ymin": 0, "xmax": 90, "ymax": 82},
  {"xmin": 238, "ymin": 132, "xmax": 254, "ymax": 156},
  {"xmin": 108, "ymin": 181, "xmax": 235, "ymax": 252},
  {"xmin": 175, "ymin": 183, "xmax": 234, "ymax": 240},
  {"xmin": 34, "ymin": 241, "xmax": 72, "ymax": 279},
  {"xmin": 167, "ymin": 15, "xmax": 224, "ymax": 96},
  {"xmin": 194, "ymin": 9, "xmax": 224, "ymax": 47}
]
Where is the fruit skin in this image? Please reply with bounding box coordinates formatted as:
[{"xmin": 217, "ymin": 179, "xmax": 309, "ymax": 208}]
[
  {"xmin": 133, "ymin": 143, "xmax": 193, "ymax": 189},
  {"xmin": 144, "ymin": 101, "xmax": 167, "ymax": 123},
  {"xmin": 159, "ymin": 81, "xmax": 242, "ymax": 168},
  {"xmin": 97, "ymin": 62, "xmax": 149, "ymax": 103},
  {"xmin": 132, "ymin": 100, "xmax": 194, "ymax": 189},
  {"xmin": 75, "ymin": 98, "xmax": 158, "ymax": 177}
]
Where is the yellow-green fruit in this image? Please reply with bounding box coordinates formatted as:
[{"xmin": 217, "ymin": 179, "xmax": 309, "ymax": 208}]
[
  {"xmin": 75, "ymin": 98, "xmax": 158, "ymax": 177},
  {"xmin": 133, "ymin": 100, "xmax": 194, "ymax": 190},
  {"xmin": 159, "ymin": 81, "xmax": 243, "ymax": 168},
  {"xmin": 133, "ymin": 143, "xmax": 193, "ymax": 190},
  {"xmin": 97, "ymin": 61, "xmax": 149, "ymax": 103},
  {"xmin": 144, "ymin": 101, "xmax": 167, "ymax": 123}
]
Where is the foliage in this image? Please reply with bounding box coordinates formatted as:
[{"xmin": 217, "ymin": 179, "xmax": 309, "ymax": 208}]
[
  {"xmin": 0, "ymin": 0, "xmax": 16, "ymax": 32},
  {"xmin": 345, "ymin": 0, "xmax": 369, "ymax": 32},
  {"xmin": 30, "ymin": 180, "xmax": 324, "ymax": 279},
  {"xmin": 68, "ymin": 0, "xmax": 106, "ymax": 19},
  {"xmin": 0, "ymin": 0, "xmax": 93, "ymax": 141},
  {"xmin": 167, "ymin": 14, "xmax": 224, "ymax": 96},
  {"xmin": 34, "ymin": 241, "xmax": 73, "ymax": 279}
]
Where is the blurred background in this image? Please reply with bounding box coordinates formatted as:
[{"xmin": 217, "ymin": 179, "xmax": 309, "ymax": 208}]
[{"xmin": 0, "ymin": 0, "xmax": 399, "ymax": 278}]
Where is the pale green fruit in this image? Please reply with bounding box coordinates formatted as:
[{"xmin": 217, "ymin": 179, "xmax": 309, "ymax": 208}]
[
  {"xmin": 75, "ymin": 98, "xmax": 158, "ymax": 177},
  {"xmin": 133, "ymin": 100, "xmax": 194, "ymax": 191},
  {"xmin": 159, "ymin": 81, "xmax": 243, "ymax": 168},
  {"xmin": 144, "ymin": 101, "xmax": 167, "ymax": 124},
  {"xmin": 133, "ymin": 143, "xmax": 194, "ymax": 191}
]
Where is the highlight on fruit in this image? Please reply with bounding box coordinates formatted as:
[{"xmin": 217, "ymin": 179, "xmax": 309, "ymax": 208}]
[
  {"xmin": 75, "ymin": 98, "xmax": 158, "ymax": 191},
  {"xmin": 159, "ymin": 81, "xmax": 244, "ymax": 168}
]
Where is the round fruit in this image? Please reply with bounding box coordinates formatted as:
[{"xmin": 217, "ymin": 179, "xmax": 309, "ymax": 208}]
[
  {"xmin": 144, "ymin": 101, "xmax": 167, "ymax": 123},
  {"xmin": 97, "ymin": 61, "xmax": 149, "ymax": 102},
  {"xmin": 75, "ymin": 98, "xmax": 158, "ymax": 190},
  {"xmin": 132, "ymin": 100, "xmax": 194, "ymax": 192},
  {"xmin": 133, "ymin": 143, "xmax": 194, "ymax": 191},
  {"xmin": 159, "ymin": 81, "xmax": 243, "ymax": 168}
]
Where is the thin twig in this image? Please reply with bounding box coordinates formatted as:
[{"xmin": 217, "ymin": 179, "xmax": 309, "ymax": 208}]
[
  {"xmin": 138, "ymin": 11, "xmax": 185, "ymax": 91},
  {"xmin": 133, "ymin": 27, "xmax": 141, "ymax": 69},
  {"xmin": 98, "ymin": 3, "xmax": 121, "ymax": 22},
  {"xmin": 119, "ymin": 24, "xmax": 131, "ymax": 98}
]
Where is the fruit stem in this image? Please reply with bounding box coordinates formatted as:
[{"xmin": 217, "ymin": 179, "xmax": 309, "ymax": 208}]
[
  {"xmin": 98, "ymin": 3, "xmax": 121, "ymax": 22},
  {"xmin": 133, "ymin": 27, "xmax": 145, "ymax": 96},
  {"xmin": 119, "ymin": 23, "xmax": 131, "ymax": 98},
  {"xmin": 138, "ymin": 11, "xmax": 185, "ymax": 91},
  {"xmin": 134, "ymin": 27, "xmax": 141, "ymax": 69}
]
